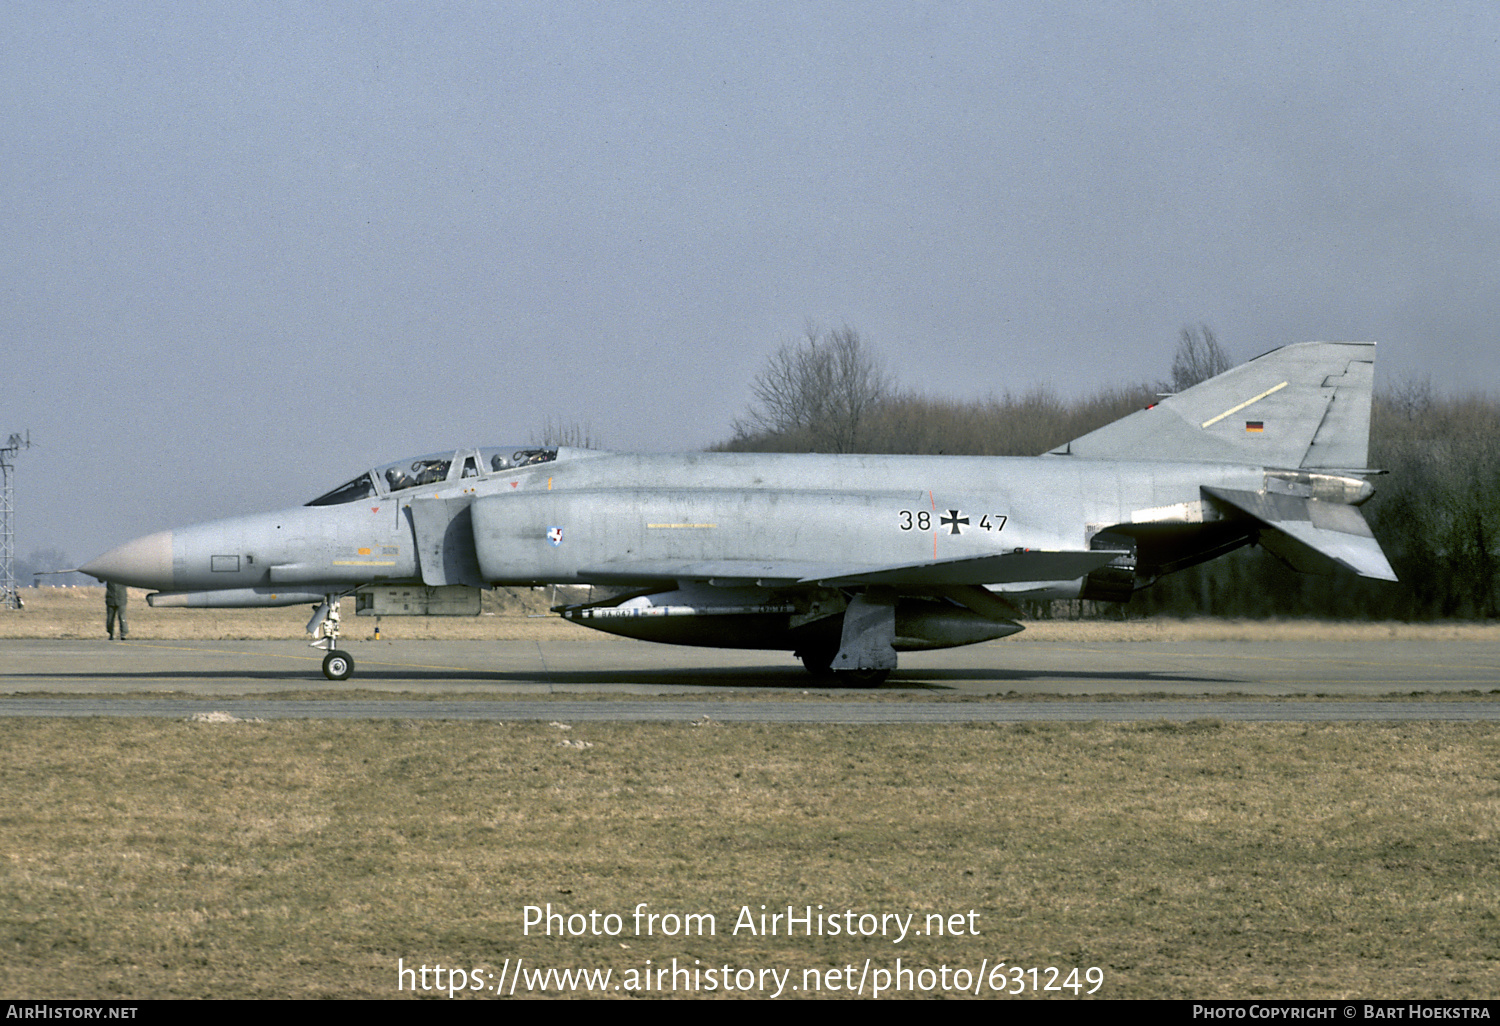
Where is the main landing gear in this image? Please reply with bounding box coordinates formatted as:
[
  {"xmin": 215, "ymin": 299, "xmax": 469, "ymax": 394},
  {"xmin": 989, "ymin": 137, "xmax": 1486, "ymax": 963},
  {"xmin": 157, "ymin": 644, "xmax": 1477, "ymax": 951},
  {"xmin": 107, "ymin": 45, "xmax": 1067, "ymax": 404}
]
[
  {"xmin": 309, "ymin": 595, "xmax": 355, "ymax": 681},
  {"xmin": 795, "ymin": 646, "xmax": 891, "ymax": 688},
  {"xmin": 792, "ymin": 589, "xmax": 896, "ymax": 687}
]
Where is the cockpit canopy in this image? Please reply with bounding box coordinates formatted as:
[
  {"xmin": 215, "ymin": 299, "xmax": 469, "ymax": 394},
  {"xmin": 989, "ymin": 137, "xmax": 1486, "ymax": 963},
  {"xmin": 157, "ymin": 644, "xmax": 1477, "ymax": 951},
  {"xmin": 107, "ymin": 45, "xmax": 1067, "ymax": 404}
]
[{"xmin": 306, "ymin": 447, "xmax": 560, "ymax": 506}]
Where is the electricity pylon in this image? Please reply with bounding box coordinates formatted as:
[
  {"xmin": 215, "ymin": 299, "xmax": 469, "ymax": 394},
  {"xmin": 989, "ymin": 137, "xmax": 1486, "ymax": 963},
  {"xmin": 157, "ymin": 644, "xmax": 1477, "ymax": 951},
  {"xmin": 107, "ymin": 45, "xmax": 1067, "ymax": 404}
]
[{"xmin": 1, "ymin": 431, "xmax": 32, "ymax": 610}]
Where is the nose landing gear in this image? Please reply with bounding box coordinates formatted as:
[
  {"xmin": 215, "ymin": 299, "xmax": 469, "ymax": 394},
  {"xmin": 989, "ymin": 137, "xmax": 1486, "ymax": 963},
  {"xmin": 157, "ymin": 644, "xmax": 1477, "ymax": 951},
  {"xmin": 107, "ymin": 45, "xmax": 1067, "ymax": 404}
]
[{"xmin": 309, "ymin": 595, "xmax": 355, "ymax": 681}]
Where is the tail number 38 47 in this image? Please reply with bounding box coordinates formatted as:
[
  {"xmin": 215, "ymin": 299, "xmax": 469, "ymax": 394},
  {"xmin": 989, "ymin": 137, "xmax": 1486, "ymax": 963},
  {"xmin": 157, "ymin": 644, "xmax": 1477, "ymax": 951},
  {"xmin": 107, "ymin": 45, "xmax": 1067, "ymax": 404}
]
[{"xmin": 898, "ymin": 510, "xmax": 1007, "ymax": 535}]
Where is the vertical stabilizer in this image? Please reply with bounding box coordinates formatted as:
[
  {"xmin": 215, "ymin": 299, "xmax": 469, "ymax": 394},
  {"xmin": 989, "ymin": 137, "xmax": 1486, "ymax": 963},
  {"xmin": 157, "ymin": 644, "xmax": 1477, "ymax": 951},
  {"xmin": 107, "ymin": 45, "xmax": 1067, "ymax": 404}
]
[{"xmin": 1049, "ymin": 341, "xmax": 1377, "ymax": 468}]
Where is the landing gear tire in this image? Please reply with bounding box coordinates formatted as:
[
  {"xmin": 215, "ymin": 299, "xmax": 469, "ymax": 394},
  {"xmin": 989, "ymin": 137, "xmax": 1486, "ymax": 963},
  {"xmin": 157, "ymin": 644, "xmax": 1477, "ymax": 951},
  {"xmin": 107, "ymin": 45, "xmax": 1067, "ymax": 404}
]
[
  {"xmin": 322, "ymin": 650, "xmax": 354, "ymax": 681},
  {"xmin": 833, "ymin": 668, "xmax": 889, "ymax": 688},
  {"xmin": 799, "ymin": 649, "xmax": 889, "ymax": 686},
  {"xmin": 798, "ymin": 649, "xmax": 836, "ymax": 677}
]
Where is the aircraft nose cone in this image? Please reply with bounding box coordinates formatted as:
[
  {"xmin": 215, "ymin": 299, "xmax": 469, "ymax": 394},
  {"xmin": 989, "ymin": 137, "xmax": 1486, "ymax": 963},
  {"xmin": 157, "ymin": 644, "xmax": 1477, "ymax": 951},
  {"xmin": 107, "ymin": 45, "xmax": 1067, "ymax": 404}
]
[{"xmin": 80, "ymin": 530, "xmax": 175, "ymax": 590}]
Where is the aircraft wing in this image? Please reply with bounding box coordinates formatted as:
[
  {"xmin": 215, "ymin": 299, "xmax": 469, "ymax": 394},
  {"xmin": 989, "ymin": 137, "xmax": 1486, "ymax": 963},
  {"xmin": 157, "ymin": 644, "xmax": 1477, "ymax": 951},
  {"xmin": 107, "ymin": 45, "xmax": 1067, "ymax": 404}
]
[
  {"xmin": 573, "ymin": 560, "xmax": 845, "ymax": 586},
  {"xmin": 807, "ymin": 549, "xmax": 1127, "ymax": 587},
  {"xmin": 576, "ymin": 550, "xmax": 1128, "ymax": 589},
  {"xmin": 1203, "ymin": 486, "xmax": 1397, "ymax": 581}
]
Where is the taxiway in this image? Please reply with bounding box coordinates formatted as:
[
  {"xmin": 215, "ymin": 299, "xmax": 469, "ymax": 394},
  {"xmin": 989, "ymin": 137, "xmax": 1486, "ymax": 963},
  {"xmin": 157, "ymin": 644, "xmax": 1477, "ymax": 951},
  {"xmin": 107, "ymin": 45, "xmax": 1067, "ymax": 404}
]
[{"xmin": 2, "ymin": 637, "xmax": 1495, "ymax": 720}]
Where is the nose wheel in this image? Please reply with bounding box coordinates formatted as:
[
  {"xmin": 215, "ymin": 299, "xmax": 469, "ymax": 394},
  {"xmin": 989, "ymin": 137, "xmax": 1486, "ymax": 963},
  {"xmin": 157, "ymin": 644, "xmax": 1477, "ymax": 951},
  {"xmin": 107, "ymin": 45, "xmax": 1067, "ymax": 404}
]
[{"xmin": 321, "ymin": 649, "xmax": 354, "ymax": 681}]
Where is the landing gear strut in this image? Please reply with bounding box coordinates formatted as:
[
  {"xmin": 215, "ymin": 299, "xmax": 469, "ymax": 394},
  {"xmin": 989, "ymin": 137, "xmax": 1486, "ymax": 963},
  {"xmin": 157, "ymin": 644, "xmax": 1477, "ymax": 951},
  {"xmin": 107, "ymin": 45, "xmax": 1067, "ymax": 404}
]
[{"xmin": 309, "ymin": 595, "xmax": 355, "ymax": 681}]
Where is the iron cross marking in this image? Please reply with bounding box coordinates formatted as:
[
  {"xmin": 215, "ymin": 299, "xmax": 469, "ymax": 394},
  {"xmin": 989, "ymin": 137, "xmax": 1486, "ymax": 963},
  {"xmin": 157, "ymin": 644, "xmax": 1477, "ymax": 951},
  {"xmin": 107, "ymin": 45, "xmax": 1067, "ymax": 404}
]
[{"xmin": 940, "ymin": 509, "xmax": 969, "ymax": 535}]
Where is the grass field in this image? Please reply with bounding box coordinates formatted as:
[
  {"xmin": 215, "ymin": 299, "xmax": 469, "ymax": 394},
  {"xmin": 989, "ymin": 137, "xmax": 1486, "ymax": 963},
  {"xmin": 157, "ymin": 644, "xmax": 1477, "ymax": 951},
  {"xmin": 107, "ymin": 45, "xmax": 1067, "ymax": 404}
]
[{"xmin": 1, "ymin": 717, "xmax": 1498, "ymax": 999}]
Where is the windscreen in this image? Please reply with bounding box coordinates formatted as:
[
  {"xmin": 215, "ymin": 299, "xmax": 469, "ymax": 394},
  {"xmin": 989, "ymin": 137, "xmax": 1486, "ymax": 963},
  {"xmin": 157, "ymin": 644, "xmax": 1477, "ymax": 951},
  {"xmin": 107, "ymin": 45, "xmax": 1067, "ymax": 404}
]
[{"xmin": 305, "ymin": 473, "xmax": 377, "ymax": 506}]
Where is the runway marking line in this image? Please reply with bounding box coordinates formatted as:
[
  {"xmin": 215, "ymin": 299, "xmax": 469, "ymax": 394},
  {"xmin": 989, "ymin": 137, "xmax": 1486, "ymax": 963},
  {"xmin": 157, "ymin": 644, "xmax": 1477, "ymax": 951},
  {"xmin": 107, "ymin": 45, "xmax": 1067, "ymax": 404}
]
[{"xmin": 103, "ymin": 641, "xmax": 507, "ymax": 675}]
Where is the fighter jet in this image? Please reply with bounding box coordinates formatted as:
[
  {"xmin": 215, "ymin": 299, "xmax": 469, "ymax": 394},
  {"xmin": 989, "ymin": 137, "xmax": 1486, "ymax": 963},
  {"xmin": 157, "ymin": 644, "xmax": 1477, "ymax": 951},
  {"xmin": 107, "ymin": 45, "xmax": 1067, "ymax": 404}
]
[{"xmin": 82, "ymin": 341, "xmax": 1395, "ymax": 684}]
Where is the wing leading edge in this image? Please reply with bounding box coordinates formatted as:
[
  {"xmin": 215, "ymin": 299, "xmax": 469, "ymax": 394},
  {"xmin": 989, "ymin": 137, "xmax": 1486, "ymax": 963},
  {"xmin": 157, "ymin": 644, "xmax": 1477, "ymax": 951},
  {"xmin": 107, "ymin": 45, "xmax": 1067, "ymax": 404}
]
[{"xmin": 576, "ymin": 549, "xmax": 1128, "ymax": 589}]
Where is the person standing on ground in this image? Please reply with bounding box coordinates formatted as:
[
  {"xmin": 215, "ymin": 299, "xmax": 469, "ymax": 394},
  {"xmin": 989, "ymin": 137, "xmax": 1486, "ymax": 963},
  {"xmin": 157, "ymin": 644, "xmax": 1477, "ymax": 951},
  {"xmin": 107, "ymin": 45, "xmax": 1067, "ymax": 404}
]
[{"xmin": 105, "ymin": 581, "xmax": 128, "ymax": 640}]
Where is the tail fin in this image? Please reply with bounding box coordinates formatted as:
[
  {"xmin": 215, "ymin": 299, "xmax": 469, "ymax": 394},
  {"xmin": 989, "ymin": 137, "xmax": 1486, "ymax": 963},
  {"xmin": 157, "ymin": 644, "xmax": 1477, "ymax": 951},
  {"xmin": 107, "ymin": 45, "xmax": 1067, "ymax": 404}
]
[{"xmin": 1049, "ymin": 341, "xmax": 1376, "ymax": 469}]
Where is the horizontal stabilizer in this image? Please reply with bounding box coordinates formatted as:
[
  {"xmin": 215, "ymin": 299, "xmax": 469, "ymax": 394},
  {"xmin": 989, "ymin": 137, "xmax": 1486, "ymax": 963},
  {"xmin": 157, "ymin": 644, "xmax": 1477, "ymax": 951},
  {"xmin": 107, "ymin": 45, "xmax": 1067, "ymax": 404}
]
[{"xmin": 1204, "ymin": 487, "xmax": 1397, "ymax": 581}]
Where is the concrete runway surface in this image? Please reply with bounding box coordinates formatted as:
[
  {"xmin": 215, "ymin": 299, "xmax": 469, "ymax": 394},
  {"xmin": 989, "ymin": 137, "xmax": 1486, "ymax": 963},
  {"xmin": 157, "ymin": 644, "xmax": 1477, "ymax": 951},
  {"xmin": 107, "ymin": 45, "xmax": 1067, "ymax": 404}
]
[{"xmin": 2, "ymin": 637, "xmax": 1496, "ymax": 721}]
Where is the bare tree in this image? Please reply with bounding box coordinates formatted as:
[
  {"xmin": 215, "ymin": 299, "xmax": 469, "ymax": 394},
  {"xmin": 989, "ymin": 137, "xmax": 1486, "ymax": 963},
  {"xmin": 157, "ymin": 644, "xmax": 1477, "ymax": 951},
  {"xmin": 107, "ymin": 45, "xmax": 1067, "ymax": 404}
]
[
  {"xmin": 1170, "ymin": 324, "xmax": 1232, "ymax": 392},
  {"xmin": 738, "ymin": 324, "xmax": 889, "ymax": 452},
  {"xmin": 15, "ymin": 547, "xmax": 85, "ymax": 587},
  {"xmin": 1385, "ymin": 374, "xmax": 1434, "ymax": 421},
  {"xmin": 530, "ymin": 417, "xmax": 602, "ymax": 449}
]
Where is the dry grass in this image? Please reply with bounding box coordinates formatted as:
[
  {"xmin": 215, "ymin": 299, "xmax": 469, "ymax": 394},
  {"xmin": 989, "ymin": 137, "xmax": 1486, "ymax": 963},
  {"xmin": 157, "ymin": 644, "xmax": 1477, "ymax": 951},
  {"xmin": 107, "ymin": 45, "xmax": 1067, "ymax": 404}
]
[
  {"xmin": 1, "ymin": 718, "xmax": 1498, "ymax": 999},
  {"xmin": 5, "ymin": 586, "xmax": 1497, "ymax": 644},
  {"xmin": 0, "ymin": 585, "xmax": 574, "ymax": 642}
]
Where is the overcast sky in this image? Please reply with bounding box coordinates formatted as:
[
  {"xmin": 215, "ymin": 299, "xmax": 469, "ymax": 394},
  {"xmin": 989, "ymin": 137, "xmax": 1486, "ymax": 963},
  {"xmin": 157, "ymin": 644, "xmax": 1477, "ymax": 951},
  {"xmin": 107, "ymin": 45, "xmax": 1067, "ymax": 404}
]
[{"xmin": 5, "ymin": 2, "xmax": 1499, "ymax": 566}]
